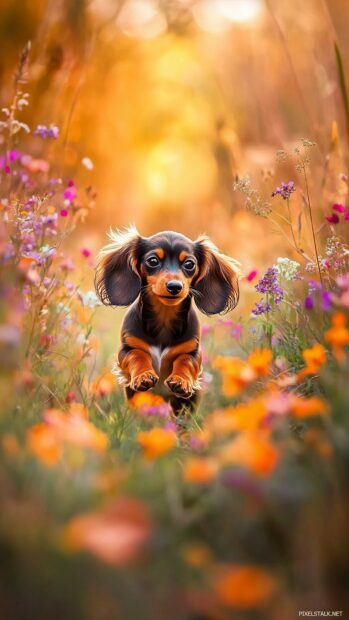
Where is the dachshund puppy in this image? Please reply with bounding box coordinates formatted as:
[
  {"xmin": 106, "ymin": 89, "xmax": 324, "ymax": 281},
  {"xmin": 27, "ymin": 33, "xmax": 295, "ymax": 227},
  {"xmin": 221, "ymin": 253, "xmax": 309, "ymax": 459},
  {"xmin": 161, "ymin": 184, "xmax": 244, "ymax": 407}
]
[{"xmin": 95, "ymin": 227, "xmax": 239, "ymax": 415}]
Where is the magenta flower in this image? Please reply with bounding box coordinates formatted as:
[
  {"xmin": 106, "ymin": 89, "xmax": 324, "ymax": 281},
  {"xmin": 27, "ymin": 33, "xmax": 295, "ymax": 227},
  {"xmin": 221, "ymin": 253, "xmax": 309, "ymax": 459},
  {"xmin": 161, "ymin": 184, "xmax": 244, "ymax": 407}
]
[
  {"xmin": 326, "ymin": 213, "xmax": 340, "ymax": 224},
  {"xmin": 246, "ymin": 269, "xmax": 257, "ymax": 282},
  {"xmin": 60, "ymin": 209, "xmax": 68, "ymax": 217},
  {"xmin": 81, "ymin": 248, "xmax": 91, "ymax": 258},
  {"xmin": 332, "ymin": 203, "xmax": 346, "ymax": 213}
]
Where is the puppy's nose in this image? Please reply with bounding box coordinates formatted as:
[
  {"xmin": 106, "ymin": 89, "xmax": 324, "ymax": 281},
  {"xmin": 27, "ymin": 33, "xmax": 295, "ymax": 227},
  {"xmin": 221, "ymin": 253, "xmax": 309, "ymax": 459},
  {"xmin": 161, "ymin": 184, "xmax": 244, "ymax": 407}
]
[{"xmin": 166, "ymin": 280, "xmax": 183, "ymax": 295}]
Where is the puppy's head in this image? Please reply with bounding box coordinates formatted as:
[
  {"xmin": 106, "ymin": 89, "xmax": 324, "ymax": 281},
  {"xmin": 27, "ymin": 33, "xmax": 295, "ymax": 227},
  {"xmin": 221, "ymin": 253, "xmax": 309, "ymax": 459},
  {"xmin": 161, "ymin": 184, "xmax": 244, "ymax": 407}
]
[{"xmin": 95, "ymin": 226, "xmax": 240, "ymax": 314}]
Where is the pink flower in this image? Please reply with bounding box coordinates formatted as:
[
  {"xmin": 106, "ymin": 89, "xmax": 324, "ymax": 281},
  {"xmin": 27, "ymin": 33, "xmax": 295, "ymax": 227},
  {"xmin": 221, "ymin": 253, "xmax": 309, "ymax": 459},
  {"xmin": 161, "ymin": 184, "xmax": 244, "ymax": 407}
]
[
  {"xmin": 60, "ymin": 209, "xmax": 68, "ymax": 217},
  {"xmin": 81, "ymin": 248, "xmax": 91, "ymax": 258},
  {"xmin": 247, "ymin": 269, "xmax": 257, "ymax": 282},
  {"xmin": 326, "ymin": 213, "xmax": 340, "ymax": 224},
  {"xmin": 332, "ymin": 203, "xmax": 346, "ymax": 213}
]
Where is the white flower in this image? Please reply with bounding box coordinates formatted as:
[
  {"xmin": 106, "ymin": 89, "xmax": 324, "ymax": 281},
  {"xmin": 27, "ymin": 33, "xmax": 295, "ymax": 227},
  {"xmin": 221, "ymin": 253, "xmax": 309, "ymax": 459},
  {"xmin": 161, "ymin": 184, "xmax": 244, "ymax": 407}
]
[
  {"xmin": 274, "ymin": 257, "xmax": 301, "ymax": 281},
  {"xmin": 78, "ymin": 290, "xmax": 102, "ymax": 308}
]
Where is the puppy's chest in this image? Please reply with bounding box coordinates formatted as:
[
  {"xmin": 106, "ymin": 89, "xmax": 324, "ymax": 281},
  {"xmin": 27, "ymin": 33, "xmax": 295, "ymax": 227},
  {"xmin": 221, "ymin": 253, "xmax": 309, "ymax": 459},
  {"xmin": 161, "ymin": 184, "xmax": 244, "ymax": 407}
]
[{"xmin": 149, "ymin": 345, "xmax": 171, "ymax": 378}]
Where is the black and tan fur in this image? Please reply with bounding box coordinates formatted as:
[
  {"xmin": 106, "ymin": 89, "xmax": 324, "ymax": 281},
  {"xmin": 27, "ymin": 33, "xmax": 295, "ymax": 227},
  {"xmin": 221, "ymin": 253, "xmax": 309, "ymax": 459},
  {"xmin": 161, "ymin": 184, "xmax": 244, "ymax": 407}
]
[{"xmin": 95, "ymin": 227, "xmax": 239, "ymax": 415}]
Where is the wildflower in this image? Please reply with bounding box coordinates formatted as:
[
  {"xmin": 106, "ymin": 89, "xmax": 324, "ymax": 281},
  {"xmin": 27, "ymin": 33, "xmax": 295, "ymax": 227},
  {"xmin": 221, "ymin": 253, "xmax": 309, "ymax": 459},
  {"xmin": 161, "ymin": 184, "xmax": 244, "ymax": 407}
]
[
  {"xmin": 252, "ymin": 267, "xmax": 283, "ymax": 316},
  {"xmin": 81, "ymin": 248, "xmax": 91, "ymax": 258},
  {"xmin": 325, "ymin": 311, "xmax": 349, "ymax": 362},
  {"xmin": 233, "ymin": 176, "xmax": 272, "ymax": 217},
  {"xmin": 63, "ymin": 497, "xmax": 152, "ymax": 566},
  {"xmin": 213, "ymin": 564, "xmax": 276, "ymax": 608},
  {"xmin": 63, "ymin": 182, "xmax": 77, "ymax": 203},
  {"xmin": 34, "ymin": 124, "xmax": 59, "ymax": 139},
  {"xmin": 218, "ymin": 431, "xmax": 279, "ymax": 476},
  {"xmin": 322, "ymin": 291, "xmax": 332, "ymax": 311},
  {"xmin": 248, "ymin": 349, "xmax": 272, "ymax": 377},
  {"xmin": 131, "ymin": 392, "xmax": 170, "ymax": 418},
  {"xmin": 27, "ymin": 423, "xmax": 62, "ymax": 466},
  {"xmin": 60, "ymin": 208, "xmax": 68, "ymax": 217},
  {"xmin": 137, "ymin": 427, "xmax": 177, "ymax": 459},
  {"xmin": 291, "ymin": 396, "xmax": 328, "ymax": 418},
  {"xmin": 333, "ymin": 203, "xmax": 346, "ymax": 213},
  {"xmin": 326, "ymin": 213, "xmax": 340, "ymax": 224},
  {"xmin": 213, "ymin": 356, "xmax": 254, "ymax": 397},
  {"xmin": 298, "ymin": 343, "xmax": 327, "ymax": 379},
  {"xmin": 275, "ymin": 257, "xmax": 301, "ymax": 281},
  {"xmin": 183, "ymin": 458, "xmax": 217, "ymax": 484},
  {"xmin": 271, "ymin": 181, "xmax": 295, "ymax": 200},
  {"xmin": 246, "ymin": 269, "xmax": 257, "ymax": 282}
]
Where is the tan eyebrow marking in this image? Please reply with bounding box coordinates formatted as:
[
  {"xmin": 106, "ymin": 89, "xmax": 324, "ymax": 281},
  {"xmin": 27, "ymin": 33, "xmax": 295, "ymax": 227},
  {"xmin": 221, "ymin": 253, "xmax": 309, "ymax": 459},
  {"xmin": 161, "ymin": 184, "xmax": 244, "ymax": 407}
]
[
  {"xmin": 154, "ymin": 248, "xmax": 165, "ymax": 259},
  {"xmin": 179, "ymin": 251, "xmax": 187, "ymax": 262}
]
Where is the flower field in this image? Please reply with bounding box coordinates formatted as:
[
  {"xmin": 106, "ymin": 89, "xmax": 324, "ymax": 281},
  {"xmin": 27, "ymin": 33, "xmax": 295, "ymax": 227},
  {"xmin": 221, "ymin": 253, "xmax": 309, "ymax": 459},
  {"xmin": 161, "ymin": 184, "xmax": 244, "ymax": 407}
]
[{"xmin": 1, "ymin": 5, "xmax": 349, "ymax": 619}]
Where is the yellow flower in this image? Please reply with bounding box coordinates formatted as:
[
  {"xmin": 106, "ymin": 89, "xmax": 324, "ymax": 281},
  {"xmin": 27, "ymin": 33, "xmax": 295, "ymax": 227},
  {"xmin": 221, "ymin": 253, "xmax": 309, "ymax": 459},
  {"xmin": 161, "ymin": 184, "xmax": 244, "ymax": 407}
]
[{"xmin": 137, "ymin": 427, "xmax": 177, "ymax": 459}]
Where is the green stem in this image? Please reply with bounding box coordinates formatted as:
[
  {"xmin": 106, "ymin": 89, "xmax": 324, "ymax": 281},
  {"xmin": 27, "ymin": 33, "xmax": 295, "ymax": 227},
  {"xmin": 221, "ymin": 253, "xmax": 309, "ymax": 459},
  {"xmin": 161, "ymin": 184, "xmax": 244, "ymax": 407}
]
[{"xmin": 303, "ymin": 168, "xmax": 324, "ymax": 287}]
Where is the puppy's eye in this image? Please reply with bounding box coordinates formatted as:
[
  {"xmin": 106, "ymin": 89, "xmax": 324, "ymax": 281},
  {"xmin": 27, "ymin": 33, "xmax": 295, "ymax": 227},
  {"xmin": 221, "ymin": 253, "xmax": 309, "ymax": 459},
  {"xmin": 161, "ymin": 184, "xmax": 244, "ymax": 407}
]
[
  {"xmin": 183, "ymin": 259, "xmax": 195, "ymax": 271},
  {"xmin": 146, "ymin": 256, "xmax": 160, "ymax": 268}
]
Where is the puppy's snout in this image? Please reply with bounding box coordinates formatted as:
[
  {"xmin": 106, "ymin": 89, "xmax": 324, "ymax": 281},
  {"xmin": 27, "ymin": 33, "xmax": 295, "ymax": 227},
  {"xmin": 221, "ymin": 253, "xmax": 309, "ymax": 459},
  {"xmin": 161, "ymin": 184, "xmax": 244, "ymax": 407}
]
[{"xmin": 166, "ymin": 280, "xmax": 183, "ymax": 296}]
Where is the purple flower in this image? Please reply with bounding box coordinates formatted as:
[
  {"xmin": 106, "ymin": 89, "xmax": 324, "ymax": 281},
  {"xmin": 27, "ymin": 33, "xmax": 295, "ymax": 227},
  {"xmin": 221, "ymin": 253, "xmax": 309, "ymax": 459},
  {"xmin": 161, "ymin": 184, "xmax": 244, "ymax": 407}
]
[
  {"xmin": 322, "ymin": 291, "xmax": 332, "ymax": 311},
  {"xmin": 252, "ymin": 267, "xmax": 284, "ymax": 316},
  {"xmin": 304, "ymin": 296, "xmax": 314, "ymax": 310},
  {"xmin": 34, "ymin": 124, "xmax": 59, "ymax": 139},
  {"xmin": 272, "ymin": 181, "xmax": 296, "ymax": 200}
]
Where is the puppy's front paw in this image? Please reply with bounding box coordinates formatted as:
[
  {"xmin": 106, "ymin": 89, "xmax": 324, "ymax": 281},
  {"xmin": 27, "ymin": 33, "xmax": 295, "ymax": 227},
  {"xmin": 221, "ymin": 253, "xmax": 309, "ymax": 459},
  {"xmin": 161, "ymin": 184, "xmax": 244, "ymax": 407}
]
[
  {"xmin": 165, "ymin": 374, "xmax": 193, "ymax": 399},
  {"xmin": 131, "ymin": 371, "xmax": 159, "ymax": 392}
]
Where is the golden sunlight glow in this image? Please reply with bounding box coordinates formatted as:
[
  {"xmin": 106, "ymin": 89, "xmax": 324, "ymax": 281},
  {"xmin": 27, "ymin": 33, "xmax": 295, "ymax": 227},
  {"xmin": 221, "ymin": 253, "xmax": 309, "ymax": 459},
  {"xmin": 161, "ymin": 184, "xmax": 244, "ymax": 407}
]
[
  {"xmin": 117, "ymin": 0, "xmax": 167, "ymax": 38},
  {"xmin": 193, "ymin": 0, "xmax": 264, "ymax": 32},
  {"xmin": 142, "ymin": 139, "xmax": 217, "ymax": 203}
]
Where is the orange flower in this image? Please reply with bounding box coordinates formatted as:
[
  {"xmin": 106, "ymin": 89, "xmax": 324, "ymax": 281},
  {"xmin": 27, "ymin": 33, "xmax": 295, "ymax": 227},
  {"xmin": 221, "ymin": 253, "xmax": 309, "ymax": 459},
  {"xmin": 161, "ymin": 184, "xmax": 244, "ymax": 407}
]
[
  {"xmin": 248, "ymin": 349, "xmax": 273, "ymax": 377},
  {"xmin": 213, "ymin": 356, "xmax": 255, "ymax": 397},
  {"xmin": 138, "ymin": 427, "xmax": 177, "ymax": 459},
  {"xmin": 298, "ymin": 343, "xmax": 327, "ymax": 379},
  {"xmin": 325, "ymin": 312, "xmax": 349, "ymax": 362},
  {"xmin": 44, "ymin": 408, "xmax": 108, "ymax": 452},
  {"xmin": 213, "ymin": 564, "xmax": 276, "ymax": 608},
  {"xmin": 207, "ymin": 400, "xmax": 267, "ymax": 436},
  {"xmin": 27, "ymin": 423, "xmax": 62, "ymax": 466},
  {"xmin": 90, "ymin": 370, "xmax": 116, "ymax": 397},
  {"xmin": 290, "ymin": 396, "xmax": 328, "ymax": 418},
  {"xmin": 63, "ymin": 497, "xmax": 152, "ymax": 566},
  {"xmin": 184, "ymin": 458, "xmax": 217, "ymax": 484},
  {"xmin": 218, "ymin": 432, "xmax": 278, "ymax": 476},
  {"xmin": 27, "ymin": 406, "xmax": 108, "ymax": 466}
]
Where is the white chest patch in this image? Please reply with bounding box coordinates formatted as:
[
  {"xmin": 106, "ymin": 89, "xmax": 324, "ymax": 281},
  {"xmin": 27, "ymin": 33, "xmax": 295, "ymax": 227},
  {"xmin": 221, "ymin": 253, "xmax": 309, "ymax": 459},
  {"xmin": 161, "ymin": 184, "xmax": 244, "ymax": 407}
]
[{"xmin": 150, "ymin": 346, "xmax": 170, "ymax": 376}]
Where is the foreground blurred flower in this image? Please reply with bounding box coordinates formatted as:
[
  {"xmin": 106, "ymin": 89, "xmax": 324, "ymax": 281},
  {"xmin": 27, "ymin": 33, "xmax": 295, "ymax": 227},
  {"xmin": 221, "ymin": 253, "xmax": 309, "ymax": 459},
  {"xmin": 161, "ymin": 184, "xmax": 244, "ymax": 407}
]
[
  {"xmin": 63, "ymin": 497, "xmax": 152, "ymax": 566},
  {"xmin": 131, "ymin": 392, "xmax": 170, "ymax": 417},
  {"xmin": 290, "ymin": 396, "xmax": 328, "ymax": 418},
  {"xmin": 298, "ymin": 343, "xmax": 327, "ymax": 379},
  {"xmin": 218, "ymin": 431, "xmax": 278, "ymax": 476},
  {"xmin": 27, "ymin": 406, "xmax": 108, "ymax": 466},
  {"xmin": 214, "ymin": 349, "xmax": 272, "ymax": 397},
  {"xmin": 137, "ymin": 427, "xmax": 177, "ymax": 459},
  {"xmin": 183, "ymin": 457, "xmax": 217, "ymax": 484},
  {"xmin": 213, "ymin": 564, "xmax": 276, "ymax": 608},
  {"xmin": 325, "ymin": 311, "xmax": 349, "ymax": 362}
]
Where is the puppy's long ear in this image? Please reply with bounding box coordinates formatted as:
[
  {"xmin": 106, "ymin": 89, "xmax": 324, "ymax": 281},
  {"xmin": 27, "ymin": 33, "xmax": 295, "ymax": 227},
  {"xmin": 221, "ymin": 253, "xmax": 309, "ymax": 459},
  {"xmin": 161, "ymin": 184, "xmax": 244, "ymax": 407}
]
[
  {"xmin": 193, "ymin": 236, "xmax": 240, "ymax": 315},
  {"xmin": 95, "ymin": 226, "xmax": 142, "ymax": 306}
]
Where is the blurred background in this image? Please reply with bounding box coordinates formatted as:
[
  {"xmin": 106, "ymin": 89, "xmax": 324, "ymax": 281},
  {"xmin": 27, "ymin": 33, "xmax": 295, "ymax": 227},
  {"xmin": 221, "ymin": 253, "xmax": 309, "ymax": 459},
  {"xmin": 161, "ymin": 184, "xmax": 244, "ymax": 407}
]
[{"xmin": 1, "ymin": 0, "xmax": 348, "ymax": 268}]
